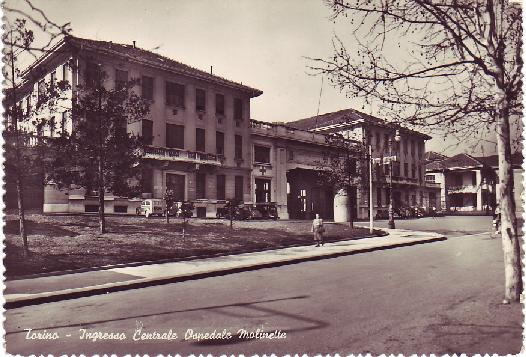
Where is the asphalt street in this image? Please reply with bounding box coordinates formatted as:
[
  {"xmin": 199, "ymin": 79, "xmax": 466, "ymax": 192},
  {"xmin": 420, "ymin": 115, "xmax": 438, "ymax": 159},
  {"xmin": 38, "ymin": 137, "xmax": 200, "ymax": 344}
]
[{"xmin": 5, "ymin": 216, "xmax": 523, "ymax": 355}]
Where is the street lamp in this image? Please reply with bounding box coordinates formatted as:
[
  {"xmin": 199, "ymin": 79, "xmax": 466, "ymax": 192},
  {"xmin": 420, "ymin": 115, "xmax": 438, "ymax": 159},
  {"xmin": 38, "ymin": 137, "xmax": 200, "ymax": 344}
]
[{"xmin": 388, "ymin": 129, "xmax": 401, "ymax": 229}]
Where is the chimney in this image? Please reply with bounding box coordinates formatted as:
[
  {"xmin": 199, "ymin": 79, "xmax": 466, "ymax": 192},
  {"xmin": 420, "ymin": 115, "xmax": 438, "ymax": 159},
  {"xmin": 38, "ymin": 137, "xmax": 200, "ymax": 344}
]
[
  {"xmin": 210, "ymin": 66, "xmax": 213, "ymax": 75},
  {"xmin": 132, "ymin": 41, "xmax": 136, "ymax": 48}
]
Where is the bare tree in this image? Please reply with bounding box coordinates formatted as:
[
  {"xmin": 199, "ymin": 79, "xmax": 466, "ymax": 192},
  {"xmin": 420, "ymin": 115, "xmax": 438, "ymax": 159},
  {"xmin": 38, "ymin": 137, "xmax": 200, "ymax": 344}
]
[
  {"xmin": 3, "ymin": 1, "xmax": 71, "ymax": 254},
  {"xmin": 310, "ymin": 0, "xmax": 522, "ymax": 303},
  {"xmin": 317, "ymin": 131, "xmax": 364, "ymax": 227}
]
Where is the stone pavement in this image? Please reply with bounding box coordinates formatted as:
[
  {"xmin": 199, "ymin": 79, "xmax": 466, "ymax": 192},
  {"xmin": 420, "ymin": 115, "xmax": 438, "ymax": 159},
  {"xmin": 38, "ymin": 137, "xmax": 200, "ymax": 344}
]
[{"xmin": 4, "ymin": 227, "xmax": 445, "ymax": 308}]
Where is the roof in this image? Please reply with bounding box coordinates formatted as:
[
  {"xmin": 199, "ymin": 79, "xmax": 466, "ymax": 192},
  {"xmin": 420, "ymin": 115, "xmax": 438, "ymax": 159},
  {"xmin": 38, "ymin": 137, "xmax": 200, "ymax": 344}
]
[
  {"xmin": 285, "ymin": 108, "xmax": 432, "ymax": 140},
  {"xmin": 426, "ymin": 152, "xmax": 523, "ymax": 172},
  {"xmin": 22, "ymin": 35, "xmax": 263, "ymax": 97},
  {"xmin": 425, "ymin": 151, "xmax": 449, "ymax": 163},
  {"xmin": 438, "ymin": 153, "xmax": 483, "ymax": 169},
  {"xmin": 475, "ymin": 152, "xmax": 523, "ymax": 168}
]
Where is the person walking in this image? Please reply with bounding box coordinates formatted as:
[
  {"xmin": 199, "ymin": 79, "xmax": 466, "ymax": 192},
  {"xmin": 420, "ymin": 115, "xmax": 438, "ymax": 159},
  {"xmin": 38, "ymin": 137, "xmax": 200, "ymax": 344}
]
[{"xmin": 312, "ymin": 214, "xmax": 325, "ymax": 247}]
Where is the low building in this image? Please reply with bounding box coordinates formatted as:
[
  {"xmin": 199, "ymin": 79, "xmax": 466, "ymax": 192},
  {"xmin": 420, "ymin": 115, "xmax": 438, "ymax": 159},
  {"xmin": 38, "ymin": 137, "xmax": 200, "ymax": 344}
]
[{"xmin": 425, "ymin": 152, "xmax": 523, "ymax": 213}]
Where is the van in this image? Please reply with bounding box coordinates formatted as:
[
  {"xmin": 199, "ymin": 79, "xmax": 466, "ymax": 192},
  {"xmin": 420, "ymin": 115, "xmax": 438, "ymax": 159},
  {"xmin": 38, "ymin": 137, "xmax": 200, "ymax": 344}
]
[{"xmin": 136, "ymin": 199, "xmax": 166, "ymax": 218}]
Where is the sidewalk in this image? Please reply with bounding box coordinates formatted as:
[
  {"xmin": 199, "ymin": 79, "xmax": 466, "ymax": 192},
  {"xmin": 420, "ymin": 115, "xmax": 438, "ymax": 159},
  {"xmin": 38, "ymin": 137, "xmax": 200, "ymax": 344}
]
[{"xmin": 4, "ymin": 228, "xmax": 445, "ymax": 308}]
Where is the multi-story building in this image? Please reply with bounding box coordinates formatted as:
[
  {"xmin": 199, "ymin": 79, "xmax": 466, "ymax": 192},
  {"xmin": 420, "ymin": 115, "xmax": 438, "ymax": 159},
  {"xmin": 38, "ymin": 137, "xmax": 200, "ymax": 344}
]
[
  {"xmin": 14, "ymin": 36, "xmax": 262, "ymax": 216},
  {"xmin": 287, "ymin": 108, "xmax": 434, "ymax": 220},
  {"xmin": 426, "ymin": 152, "xmax": 523, "ymax": 213},
  {"xmin": 249, "ymin": 120, "xmax": 348, "ymax": 219},
  {"xmin": 10, "ymin": 36, "xmax": 349, "ymax": 219}
]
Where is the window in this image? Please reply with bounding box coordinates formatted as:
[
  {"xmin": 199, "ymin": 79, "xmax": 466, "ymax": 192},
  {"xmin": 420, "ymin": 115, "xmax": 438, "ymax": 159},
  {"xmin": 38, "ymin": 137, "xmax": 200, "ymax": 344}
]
[
  {"xmin": 115, "ymin": 69, "xmax": 128, "ymax": 90},
  {"xmin": 85, "ymin": 62, "xmax": 100, "ymax": 88},
  {"xmin": 196, "ymin": 128, "xmax": 206, "ymax": 152},
  {"xmin": 411, "ymin": 195, "xmax": 416, "ymax": 205},
  {"xmin": 142, "ymin": 120, "xmax": 153, "ymax": 145},
  {"xmin": 61, "ymin": 111, "xmax": 67, "ymax": 134},
  {"xmin": 234, "ymin": 98, "xmax": 243, "ymax": 120},
  {"xmin": 196, "ymin": 88, "xmax": 206, "ymax": 112},
  {"xmin": 377, "ymin": 187, "xmax": 382, "ymax": 207},
  {"xmin": 404, "ymin": 163, "xmax": 408, "ymax": 177},
  {"xmin": 254, "ymin": 145, "xmax": 271, "ymax": 164},
  {"xmin": 142, "ymin": 76, "xmax": 154, "ymax": 100},
  {"xmin": 348, "ymin": 158, "xmax": 357, "ymax": 175},
  {"xmin": 420, "ymin": 192, "xmax": 424, "ymax": 205},
  {"xmin": 384, "ymin": 134, "xmax": 389, "ymax": 150},
  {"xmin": 37, "ymin": 80, "xmax": 45, "ymax": 104},
  {"xmin": 215, "ymin": 93, "xmax": 225, "ymax": 115},
  {"xmin": 141, "ymin": 168, "xmax": 153, "ymax": 193},
  {"xmin": 375, "ymin": 132, "xmax": 381, "ymax": 150},
  {"xmin": 216, "ymin": 131, "xmax": 224, "ymax": 155},
  {"xmin": 418, "ymin": 166, "xmax": 422, "ymax": 181},
  {"xmin": 166, "ymin": 123, "xmax": 184, "ymax": 149},
  {"xmin": 255, "ymin": 178, "xmax": 271, "ymax": 203},
  {"xmin": 216, "ymin": 175, "xmax": 226, "ymax": 200},
  {"xmin": 393, "ymin": 161, "xmax": 400, "ymax": 177},
  {"xmin": 425, "ymin": 174, "xmax": 435, "ymax": 182},
  {"xmin": 288, "ymin": 150, "xmax": 294, "ymax": 161},
  {"xmin": 235, "ymin": 175, "xmax": 244, "ymax": 201},
  {"xmin": 235, "ymin": 134, "xmax": 243, "ymax": 159},
  {"xmin": 62, "ymin": 63, "xmax": 69, "ymax": 82},
  {"xmin": 166, "ymin": 81, "xmax": 185, "ymax": 107},
  {"xmin": 410, "ymin": 140, "xmax": 415, "ymax": 157},
  {"xmin": 196, "ymin": 173, "xmax": 206, "ymax": 199},
  {"xmin": 411, "ymin": 164, "xmax": 416, "ymax": 178},
  {"xmin": 50, "ymin": 70, "xmax": 57, "ymax": 88},
  {"xmin": 26, "ymin": 96, "xmax": 31, "ymax": 115},
  {"xmin": 404, "ymin": 140, "xmax": 408, "ymax": 155}
]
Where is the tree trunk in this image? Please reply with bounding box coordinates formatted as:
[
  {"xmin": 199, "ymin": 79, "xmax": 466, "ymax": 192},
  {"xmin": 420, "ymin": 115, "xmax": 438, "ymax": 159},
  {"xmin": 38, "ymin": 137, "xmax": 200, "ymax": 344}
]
[
  {"xmin": 98, "ymin": 172, "xmax": 106, "ymax": 234},
  {"xmin": 9, "ymin": 44, "xmax": 29, "ymax": 256},
  {"xmin": 16, "ymin": 173, "xmax": 29, "ymax": 255},
  {"xmin": 347, "ymin": 185, "xmax": 354, "ymax": 228},
  {"xmin": 495, "ymin": 91, "xmax": 522, "ymax": 303}
]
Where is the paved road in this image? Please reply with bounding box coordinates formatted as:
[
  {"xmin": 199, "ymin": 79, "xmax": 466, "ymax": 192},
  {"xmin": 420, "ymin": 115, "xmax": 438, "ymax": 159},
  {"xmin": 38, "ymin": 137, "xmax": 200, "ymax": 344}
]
[{"xmin": 5, "ymin": 216, "xmax": 522, "ymax": 355}]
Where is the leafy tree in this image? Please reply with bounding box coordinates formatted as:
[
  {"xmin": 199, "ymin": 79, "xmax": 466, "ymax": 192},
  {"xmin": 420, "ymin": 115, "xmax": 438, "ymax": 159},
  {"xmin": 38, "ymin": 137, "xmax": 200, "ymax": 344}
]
[
  {"xmin": 310, "ymin": 0, "xmax": 522, "ymax": 303},
  {"xmin": 45, "ymin": 67, "xmax": 150, "ymax": 234},
  {"xmin": 164, "ymin": 188, "xmax": 176, "ymax": 224},
  {"xmin": 3, "ymin": 3, "xmax": 71, "ymax": 255}
]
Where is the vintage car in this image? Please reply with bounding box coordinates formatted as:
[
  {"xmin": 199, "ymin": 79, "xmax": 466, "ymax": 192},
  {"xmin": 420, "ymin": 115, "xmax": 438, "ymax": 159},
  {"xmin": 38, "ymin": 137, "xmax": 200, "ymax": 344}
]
[{"xmin": 136, "ymin": 199, "xmax": 166, "ymax": 218}]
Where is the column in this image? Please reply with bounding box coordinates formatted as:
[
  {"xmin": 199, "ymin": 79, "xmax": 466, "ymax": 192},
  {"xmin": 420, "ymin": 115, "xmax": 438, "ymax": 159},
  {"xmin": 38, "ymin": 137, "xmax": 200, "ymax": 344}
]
[
  {"xmin": 475, "ymin": 169, "xmax": 483, "ymax": 211},
  {"xmin": 334, "ymin": 188, "xmax": 350, "ymax": 223}
]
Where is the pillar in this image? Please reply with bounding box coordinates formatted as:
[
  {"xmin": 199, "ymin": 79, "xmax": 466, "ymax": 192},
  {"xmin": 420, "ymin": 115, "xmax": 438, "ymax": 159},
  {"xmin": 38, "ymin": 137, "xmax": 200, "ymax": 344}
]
[
  {"xmin": 475, "ymin": 169, "xmax": 483, "ymax": 211},
  {"xmin": 334, "ymin": 188, "xmax": 350, "ymax": 223}
]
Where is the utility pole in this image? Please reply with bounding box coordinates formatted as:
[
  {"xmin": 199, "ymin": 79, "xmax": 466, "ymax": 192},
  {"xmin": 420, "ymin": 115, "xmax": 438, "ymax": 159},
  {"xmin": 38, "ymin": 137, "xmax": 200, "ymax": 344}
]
[{"xmin": 369, "ymin": 145, "xmax": 374, "ymax": 234}]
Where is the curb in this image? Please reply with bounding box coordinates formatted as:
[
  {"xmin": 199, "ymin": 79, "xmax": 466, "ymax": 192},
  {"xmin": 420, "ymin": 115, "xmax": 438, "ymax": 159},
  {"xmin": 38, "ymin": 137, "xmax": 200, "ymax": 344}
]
[
  {"xmin": 7, "ymin": 231, "xmax": 388, "ymax": 281},
  {"xmin": 5, "ymin": 234, "xmax": 446, "ymax": 309}
]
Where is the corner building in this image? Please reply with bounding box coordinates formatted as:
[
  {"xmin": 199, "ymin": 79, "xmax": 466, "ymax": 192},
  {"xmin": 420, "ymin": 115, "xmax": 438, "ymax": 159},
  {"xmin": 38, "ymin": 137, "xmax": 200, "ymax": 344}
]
[{"xmin": 18, "ymin": 36, "xmax": 261, "ymax": 216}]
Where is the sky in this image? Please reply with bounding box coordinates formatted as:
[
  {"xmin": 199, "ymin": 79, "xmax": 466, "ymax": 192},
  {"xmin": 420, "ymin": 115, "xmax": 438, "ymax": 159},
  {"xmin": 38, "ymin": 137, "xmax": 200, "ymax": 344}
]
[{"xmin": 5, "ymin": 0, "xmax": 522, "ymax": 156}]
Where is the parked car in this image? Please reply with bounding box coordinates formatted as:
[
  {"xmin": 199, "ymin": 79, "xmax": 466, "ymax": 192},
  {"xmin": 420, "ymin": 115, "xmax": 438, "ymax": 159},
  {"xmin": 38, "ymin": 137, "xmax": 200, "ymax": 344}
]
[
  {"xmin": 136, "ymin": 199, "xmax": 166, "ymax": 218},
  {"xmin": 216, "ymin": 200, "xmax": 248, "ymax": 220},
  {"xmin": 254, "ymin": 202, "xmax": 279, "ymax": 220}
]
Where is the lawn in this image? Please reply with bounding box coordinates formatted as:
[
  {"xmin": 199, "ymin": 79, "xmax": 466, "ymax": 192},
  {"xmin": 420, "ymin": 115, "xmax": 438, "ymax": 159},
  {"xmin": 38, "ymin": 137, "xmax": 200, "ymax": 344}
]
[{"xmin": 4, "ymin": 212, "xmax": 383, "ymax": 278}]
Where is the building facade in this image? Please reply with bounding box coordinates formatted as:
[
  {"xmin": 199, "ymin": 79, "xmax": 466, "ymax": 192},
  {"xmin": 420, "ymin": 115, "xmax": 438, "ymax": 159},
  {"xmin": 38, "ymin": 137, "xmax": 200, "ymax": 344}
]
[
  {"xmin": 12, "ymin": 36, "xmax": 348, "ymax": 219},
  {"xmin": 426, "ymin": 152, "xmax": 523, "ymax": 213},
  {"xmin": 287, "ymin": 109, "xmax": 436, "ymax": 220}
]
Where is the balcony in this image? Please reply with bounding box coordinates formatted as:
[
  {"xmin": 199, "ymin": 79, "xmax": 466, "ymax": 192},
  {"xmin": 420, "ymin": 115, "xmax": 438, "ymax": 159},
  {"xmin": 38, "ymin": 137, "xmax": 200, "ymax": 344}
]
[
  {"xmin": 143, "ymin": 146, "xmax": 223, "ymax": 166},
  {"xmin": 250, "ymin": 119, "xmax": 330, "ymax": 146},
  {"xmin": 447, "ymin": 185, "xmax": 479, "ymax": 194},
  {"xmin": 425, "ymin": 181, "xmax": 441, "ymax": 189}
]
